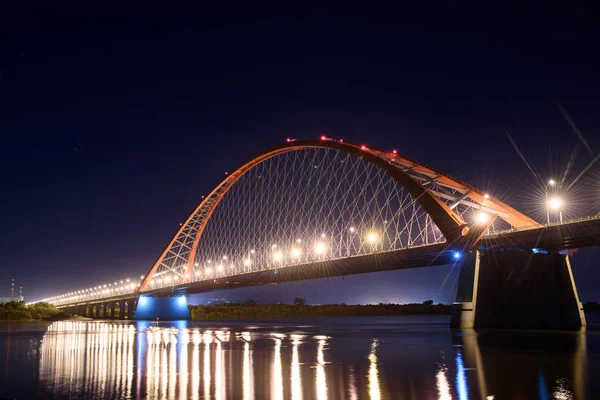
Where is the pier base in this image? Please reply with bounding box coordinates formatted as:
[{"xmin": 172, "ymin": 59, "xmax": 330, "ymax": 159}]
[
  {"xmin": 133, "ymin": 294, "xmax": 190, "ymax": 320},
  {"xmin": 451, "ymin": 250, "xmax": 586, "ymax": 330}
]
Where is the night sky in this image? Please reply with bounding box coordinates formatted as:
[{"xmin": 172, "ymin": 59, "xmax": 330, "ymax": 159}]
[{"xmin": 1, "ymin": 4, "xmax": 599, "ymax": 304}]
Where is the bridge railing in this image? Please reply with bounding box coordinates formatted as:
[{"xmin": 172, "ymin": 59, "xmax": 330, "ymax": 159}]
[{"xmin": 485, "ymin": 214, "xmax": 600, "ymax": 237}]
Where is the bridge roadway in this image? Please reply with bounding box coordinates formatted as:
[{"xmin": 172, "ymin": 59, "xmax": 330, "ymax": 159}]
[{"xmin": 58, "ymin": 215, "xmax": 600, "ymax": 310}]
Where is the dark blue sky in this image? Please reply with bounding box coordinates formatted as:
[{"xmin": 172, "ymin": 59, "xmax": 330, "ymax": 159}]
[{"xmin": 1, "ymin": 4, "xmax": 599, "ymax": 304}]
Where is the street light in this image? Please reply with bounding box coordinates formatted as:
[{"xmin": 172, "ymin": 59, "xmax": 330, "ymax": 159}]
[
  {"xmin": 475, "ymin": 211, "xmax": 490, "ymax": 225},
  {"xmin": 273, "ymin": 251, "xmax": 283, "ymax": 262},
  {"xmin": 546, "ymin": 196, "xmax": 564, "ymax": 223},
  {"xmin": 365, "ymin": 232, "xmax": 379, "ymax": 245},
  {"xmin": 314, "ymin": 242, "xmax": 327, "ymax": 255},
  {"xmin": 546, "ymin": 179, "xmax": 559, "ymax": 224}
]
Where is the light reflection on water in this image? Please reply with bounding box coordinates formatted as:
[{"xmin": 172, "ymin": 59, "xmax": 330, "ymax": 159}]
[
  {"xmin": 368, "ymin": 339, "xmax": 380, "ymax": 400},
  {"xmin": 0, "ymin": 317, "xmax": 592, "ymax": 399}
]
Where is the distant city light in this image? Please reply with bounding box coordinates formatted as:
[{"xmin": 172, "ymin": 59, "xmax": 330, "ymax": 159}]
[
  {"xmin": 273, "ymin": 251, "xmax": 283, "ymax": 261},
  {"xmin": 290, "ymin": 248, "xmax": 301, "ymax": 258},
  {"xmin": 548, "ymin": 179, "xmax": 557, "ymax": 187},
  {"xmin": 483, "ymin": 193, "xmax": 490, "ymax": 199},
  {"xmin": 453, "ymin": 252, "xmax": 461, "ymax": 260},
  {"xmin": 243, "ymin": 258, "xmax": 251, "ymax": 266}
]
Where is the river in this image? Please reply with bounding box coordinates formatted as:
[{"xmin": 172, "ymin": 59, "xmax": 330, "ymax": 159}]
[{"xmin": 1, "ymin": 315, "xmax": 599, "ymax": 399}]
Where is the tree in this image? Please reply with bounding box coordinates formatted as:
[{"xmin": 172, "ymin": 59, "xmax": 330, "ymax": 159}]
[
  {"xmin": 293, "ymin": 297, "xmax": 306, "ymax": 306},
  {"xmin": 243, "ymin": 299, "xmax": 257, "ymax": 306},
  {"xmin": 423, "ymin": 300, "xmax": 434, "ymax": 306}
]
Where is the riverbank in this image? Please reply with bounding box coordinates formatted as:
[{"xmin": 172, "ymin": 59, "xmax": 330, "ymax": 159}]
[
  {"xmin": 189, "ymin": 302, "xmax": 451, "ymax": 320},
  {"xmin": 0, "ymin": 301, "xmax": 61, "ymax": 321}
]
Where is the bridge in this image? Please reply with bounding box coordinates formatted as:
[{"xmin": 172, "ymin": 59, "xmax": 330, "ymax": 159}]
[{"xmin": 33, "ymin": 138, "xmax": 600, "ymax": 329}]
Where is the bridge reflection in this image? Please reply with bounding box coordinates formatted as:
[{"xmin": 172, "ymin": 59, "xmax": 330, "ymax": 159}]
[{"xmin": 38, "ymin": 321, "xmax": 588, "ymax": 399}]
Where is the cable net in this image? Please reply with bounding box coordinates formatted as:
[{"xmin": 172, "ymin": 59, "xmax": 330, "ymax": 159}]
[{"xmin": 147, "ymin": 148, "xmax": 446, "ymax": 289}]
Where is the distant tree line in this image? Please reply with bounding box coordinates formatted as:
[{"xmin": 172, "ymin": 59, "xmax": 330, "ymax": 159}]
[
  {"xmin": 583, "ymin": 301, "xmax": 600, "ymax": 312},
  {"xmin": 189, "ymin": 300, "xmax": 450, "ymax": 320},
  {"xmin": 0, "ymin": 301, "xmax": 60, "ymax": 321}
]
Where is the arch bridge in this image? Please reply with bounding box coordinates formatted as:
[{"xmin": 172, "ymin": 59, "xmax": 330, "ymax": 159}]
[{"xmin": 41, "ymin": 139, "xmax": 600, "ymax": 329}]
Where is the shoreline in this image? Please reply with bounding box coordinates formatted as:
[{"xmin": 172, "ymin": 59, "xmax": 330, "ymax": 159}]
[{"xmin": 189, "ymin": 302, "xmax": 451, "ymax": 320}]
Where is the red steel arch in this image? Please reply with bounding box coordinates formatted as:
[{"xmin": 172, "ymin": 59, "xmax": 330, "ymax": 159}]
[{"xmin": 139, "ymin": 139, "xmax": 540, "ymax": 291}]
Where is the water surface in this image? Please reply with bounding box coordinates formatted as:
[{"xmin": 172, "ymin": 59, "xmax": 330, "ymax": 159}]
[{"xmin": 1, "ymin": 315, "xmax": 599, "ymax": 399}]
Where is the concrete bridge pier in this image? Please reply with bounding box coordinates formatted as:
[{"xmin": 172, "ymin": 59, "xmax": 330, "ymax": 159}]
[
  {"xmin": 119, "ymin": 300, "xmax": 127, "ymax": 320},
  {"xmin": 133, "ymin": 294, "xmax": 190, "ymax": 320},
  {"xmin": 451, "ymin": 250, "xmax": 586, "ymax": 330}
]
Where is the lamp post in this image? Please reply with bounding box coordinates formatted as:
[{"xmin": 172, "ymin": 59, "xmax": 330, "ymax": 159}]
[
  {"xmin": 546, "ymin": 179, "xmax": 557, "ymax": 224},
  {"xmin": 547, "ymin": 197, "xmax": 563, "ymax": 224}
]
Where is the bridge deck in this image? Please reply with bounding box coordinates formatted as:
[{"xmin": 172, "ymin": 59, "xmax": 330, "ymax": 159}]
[
  {"xmin": 481, "ymin": 215, "xmax": 600, "ymax": 250},
  {"xmin": 56, "ymin": 216, "xmax": 600, "ymax": 308}
]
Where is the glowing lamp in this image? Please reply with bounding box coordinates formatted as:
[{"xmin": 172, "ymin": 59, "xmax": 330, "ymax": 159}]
[
  {"xmin": 475, "ymin": 211, "xmax": 490, "ymax": 225},
  {"xmin": 366, "ymin": 232, "xmax": 379, "ymax": 244},
  {"xmin": 314, "ymin": 242, "xmax": 327, "ymax": 254},
  {"xmin": 547, "ymin": 197, "xmax": 562, "ymax": 210}
]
